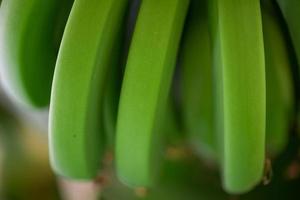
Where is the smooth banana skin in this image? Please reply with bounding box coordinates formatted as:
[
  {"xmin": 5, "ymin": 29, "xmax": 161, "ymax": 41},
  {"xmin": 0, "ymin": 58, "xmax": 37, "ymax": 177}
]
[
  {"xmin": 181, "ymin": 0, "xmax": 217, "ymax": 161},
  {"xmin": 276, "ymin": 0, "xmax": 300, "ymax": 66},
  {"xmin": 49, "ymin": 0, "xmax": 128, "ymax": 179},
  {"xmin": 262, "ymin": 0, "xmax": 294, "ymax": 156},
  {"xmin": 0, "ymin": 0, "xmax": 73, "ymax": 108},
  {"xmin": 209, "ymin": 0, "xmax": 266, "ymax": 194},
  {"xmin": 116, "ymin": 0, "xmax": 189, "ymax": 187}
]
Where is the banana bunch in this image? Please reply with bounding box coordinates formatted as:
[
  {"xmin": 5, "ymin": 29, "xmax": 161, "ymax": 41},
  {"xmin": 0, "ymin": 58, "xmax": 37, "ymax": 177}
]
[{"xmin": 0, "ymin": 0, "xmax": 299, "ymax": 197}]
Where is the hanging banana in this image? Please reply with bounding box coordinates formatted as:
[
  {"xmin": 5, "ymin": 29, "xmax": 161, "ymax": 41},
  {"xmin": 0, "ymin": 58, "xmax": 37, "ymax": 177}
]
[
  {"xmin": 116, "ymin": 0, "xmax": 189, "ymax": 187},
  {"xmin": 180, "ymin": 0, "xmax": 217, "ymax": 161},
  {"xmin": 49, "ymin": 0, "xmax": 128, "ymax": 179},
  {"xmin": 209, "ymin": 0, "xmax": 266, "ymax": 194},
  {"xmin": 262, "ymin": 0, "xmax": 294, "ymax": 156}
]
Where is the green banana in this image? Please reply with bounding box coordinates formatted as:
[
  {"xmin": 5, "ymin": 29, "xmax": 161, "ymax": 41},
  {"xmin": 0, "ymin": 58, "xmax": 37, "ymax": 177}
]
[
  {"xmin": 180, "ymin": 0, "xmax": 217, "ymax": 161},
  {"xmin": 0, "ymin": 0, "xmax": 73, "ymax": 108},
  {"xmin": 49, "ymin": 0, "xmax": 128, "ymax": 179},
  {"xmin": 276, "ymin": 0, "xmax": 300, "ymax": 66},
  {"xmin": 116, "ymin": 0, "xmax": 189, "ymax": 187},
  {"xmin": 262, "ymin": 0, "xmax": 294, "ymax": 156},
  {"xmin": 276, "ymin": 0, "xmax": 300, "ymax": 140},
  {"xmin": 102, "ymin": 0, "xmax": 138, "ymax": 149},
  {"xmin": 209, "ymin": 0, "xmax": 266, "ymax": 194}
]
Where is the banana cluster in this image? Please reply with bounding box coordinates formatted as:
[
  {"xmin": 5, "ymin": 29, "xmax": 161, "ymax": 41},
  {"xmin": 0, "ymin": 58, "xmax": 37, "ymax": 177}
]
[{"xmin": 0, "ymin": 0, "xmax": 299, "ymax": 195}]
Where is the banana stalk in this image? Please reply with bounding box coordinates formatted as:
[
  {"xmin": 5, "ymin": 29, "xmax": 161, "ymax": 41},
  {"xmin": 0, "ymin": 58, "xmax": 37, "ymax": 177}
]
[
  {"xmin": 209, "ymin": 0, "xmax": 266, "ymax": 194},
  {"xmin": 0, "ymin": 0, "xmax": 73, "ymax": 107},
  {"xmin": 116, "ymin": 0, "xmax": 189, "ymax": 187},
  {"xmin": 49, "ymin": 0, "xmax": 128, "ymax": 179}
]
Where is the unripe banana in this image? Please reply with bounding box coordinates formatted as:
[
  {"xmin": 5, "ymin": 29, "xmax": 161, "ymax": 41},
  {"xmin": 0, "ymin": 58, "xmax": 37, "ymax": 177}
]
[
  {"xmin": 209, "ymin": 0, "xmax": 266, "ymax": 194},
  {"xmin": 0, "ymin": 0, "xmax": 73, "ymax": 108},
  {"xmin": 116, "ymin": 0, "xmax": 189, "ymax": 187},
  {"xmin": 276, "ymin": 0, "xmax": 300, "ymax": 140},
  {"xmin": 49, "ymin": 0, "xmax": 128, "ymax": 179},
  {"xmin": 262, "ymin": 0, "xmax": 294, "ymax": 156},
  {"xmin": 180, "ymin": 0, "xmax": 217, "ymax": 161}
]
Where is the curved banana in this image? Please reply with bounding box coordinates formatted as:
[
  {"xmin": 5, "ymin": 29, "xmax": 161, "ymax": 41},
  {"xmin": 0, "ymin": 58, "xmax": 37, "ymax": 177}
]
[
  {"xmin": 116, "ymin": 0, "xmax": 189, "ymax": 187},
  {"xmin": 49, "ymin": 0, "xmax": 128, "ymax": 179},
  {"xmin": 262, "ymin": 0, "xmax": 294, "ymax": 156},
  {"xmin": 0, "ymin": 0, "xmax": 73, "ymax": 108},
  {"xmin": 276, "ymin": 0, "xmax": 300, "ymax": 140},
  {"xmin": 180, "ymin": 0, "xmax": 217, "ymax": 161},
  {"xmin": 209, "ymin": 0, "xmax": 266, "ymax": 194}
]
